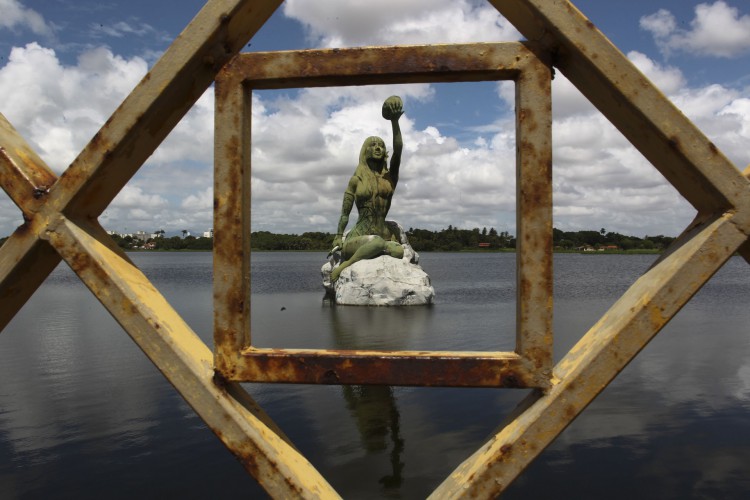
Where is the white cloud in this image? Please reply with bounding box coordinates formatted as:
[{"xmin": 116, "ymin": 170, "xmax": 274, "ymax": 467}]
[
  {"xmin": 641, "ymin": 1, "xmax": 750, "ymax": 58},
  {"xmin": 627, "ymin": 51, "xmax": 686, "ymax": 94},
  {"xmin": 177, "ymin": 187, "xmax": 214, "ymax": 232},
  {"xmin": 720, "ymin": 97, "xmax": 750, "ymax": 139},
  {"xmin": 0, "ymin": 43, "xmax": 148, "ymax": 171},
  {"xmin": 151, "ymin": 89, "xmax": 215, "ymax": 166},
  {"xmin": 639, "ymin": 8, "xmax": 676, "ymax": 39},
  {"xmin": 100, "ymin": 186, "xmax": 170, "ymax": 233},
  {"xmin": 0, "ymin": 0, "xmax": 53, "ymax": 37},
  {"xmin": 283, "ymin": 0, "xmax": 520, "ymax": 47},
  {"xmin": 0, "ymin": 42, "xmax": 217, "ymax": 235},
  {"xmin": 111, "ymin": 185, "xmax": 168, "ymax": 210},
  {"xmin": 180, "ymin": 187, "xmax": 213, "ymax": 211},
  {"xmin": 92, "ymin": 21, "xmax": 157, "ymax": 39}
]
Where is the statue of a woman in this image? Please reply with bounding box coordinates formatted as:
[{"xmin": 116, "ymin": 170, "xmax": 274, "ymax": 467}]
[{"xmin": 330, "ymin": 96, "xmax": 405, "ymax": 282}]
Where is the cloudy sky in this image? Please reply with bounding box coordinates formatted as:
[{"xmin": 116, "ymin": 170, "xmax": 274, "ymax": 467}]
[{"xmin": 1, "ymin": 0, "xmax": 749, "ymax": 238}]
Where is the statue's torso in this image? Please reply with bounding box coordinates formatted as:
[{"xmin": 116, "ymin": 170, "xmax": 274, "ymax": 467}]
[{"xmin": 352, "ymin": 171, "xmax": 394, "ymax": 239}]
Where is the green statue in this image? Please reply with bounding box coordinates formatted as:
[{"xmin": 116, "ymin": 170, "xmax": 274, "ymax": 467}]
[{"xmin": 330, "ymin": 96, "xmax": 405, "ymax": 282}]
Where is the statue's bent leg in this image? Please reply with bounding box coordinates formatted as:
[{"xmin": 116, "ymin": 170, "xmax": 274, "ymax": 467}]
[{"xmin": 331, "ymin": 236, "xmax": 388, "ymax": 282}]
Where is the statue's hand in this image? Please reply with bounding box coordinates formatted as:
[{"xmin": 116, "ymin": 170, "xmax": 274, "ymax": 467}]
[
  {"xmin": 382, "ymin": 95, "xmax": 403, "ymax": 121},
  {"xmin": 332, "ymin": 235, "xmax": 343, "ymax": 249}
]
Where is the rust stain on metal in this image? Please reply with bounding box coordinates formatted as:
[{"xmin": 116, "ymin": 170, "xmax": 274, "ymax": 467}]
[
  {"xmin": 231, "ymin": 43, "xmax": 538, "ymax": 89},
  {"xmin": 525, "ymin": 346, "xmax": 552, "ymax": 372},
  {"xmin": 0, "ymin": 125, "xmax": 58, "ymax": 215},
  {"xmin": 514, "ymin": 42, "xmax": 553, "ymax": 375},
  {"xmin": 233, "ymin": 349, "xmax": 541, "ymax": 388}
]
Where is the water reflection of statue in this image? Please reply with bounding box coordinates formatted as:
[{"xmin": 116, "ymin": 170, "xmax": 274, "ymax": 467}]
[
  {"xmin": 342, "ymin": 385, "xmax": 405, "ymax": 489},
  {"xmin": 330, "ymin": 96, "xmax": 405, "ymax": 283}
]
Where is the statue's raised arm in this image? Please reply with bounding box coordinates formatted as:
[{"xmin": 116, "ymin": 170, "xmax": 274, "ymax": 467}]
[{"xmin": 382, "ymin": 95, "xmax": 403, "ymax": 186}]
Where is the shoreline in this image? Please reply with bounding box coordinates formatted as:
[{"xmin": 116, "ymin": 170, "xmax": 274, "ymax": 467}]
[{"xmin": 121, "ymin": 248, "xmax": 665, "ymax": 255}]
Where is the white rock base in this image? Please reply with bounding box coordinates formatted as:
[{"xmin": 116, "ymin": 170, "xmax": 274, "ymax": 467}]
[
  {"xmin": 320, "ymin": 220, "xmax": 435, "ymax": 306},
  {"xmin": 325, "ymin": 255, "xmax": 434, "ymax": 306}
]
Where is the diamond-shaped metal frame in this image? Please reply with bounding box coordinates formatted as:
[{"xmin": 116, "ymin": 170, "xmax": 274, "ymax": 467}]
[{"xmin": 1, "ymin": 0, "xmax": 748, "ymax": 497}]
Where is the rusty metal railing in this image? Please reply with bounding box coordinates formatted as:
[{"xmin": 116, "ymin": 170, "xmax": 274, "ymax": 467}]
[{"xmin": 1, "ymin": 0, "xmax": 748, "ymax": 497}]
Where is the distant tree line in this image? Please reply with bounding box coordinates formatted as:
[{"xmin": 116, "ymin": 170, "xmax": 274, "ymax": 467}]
[
  {"xmin": 405, "ymin": 226, "xmax": 515, "ymax": 251},
  {"xmin": 553, "ymin": 228, "xmax": 674, "ymax": 251},
  {"xmin": 0, "ymin": 227, "xmax": 675, "ymax": 253},
  {"xmin": 249, "ymin": 227, "xmax": 516, "ymax": 252},
  {"xmin": 249, "ymin": 227, "xmax": 674, "ymax": 252},
  {"xmin": 109, "ymin": 233, "xmax": 213, "ymax": 251},
  {"xmin": 251, "ymin": 231, "xmax": 333, "ymax": 251}
]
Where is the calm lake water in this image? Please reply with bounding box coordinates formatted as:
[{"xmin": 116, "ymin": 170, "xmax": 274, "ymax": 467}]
[{"xmin": 1, "ymin": 252, "xmax": 749, "ymax": 499}]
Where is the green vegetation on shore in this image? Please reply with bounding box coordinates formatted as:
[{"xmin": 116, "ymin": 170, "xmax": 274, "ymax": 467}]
[
  {"xmin": 552, "ymin": 228, "xmax": 674, "ymax": 251},
  {"xmin": 109, "ymin": 233, "xmax": 213, "ymax": 251},
  {"xmin": 0, "ymin": 226, "xmax": 675, "ymax": 253},
  {"xmin": 247, "ymin": 227, "xmax": 674, "ymax": 252}
]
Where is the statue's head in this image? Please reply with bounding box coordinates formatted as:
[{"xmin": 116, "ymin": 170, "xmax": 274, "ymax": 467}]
[{"xmin": 359, "ymin": 136, "xmax": 388, "ymax": 166}]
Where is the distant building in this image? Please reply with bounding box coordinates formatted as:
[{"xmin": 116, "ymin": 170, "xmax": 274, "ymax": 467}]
[
  {"xmin": 203, "ymin": 228, "xmax": 214, "ymax": 238},
  {"xmin": 133, "ymin": 231, "xmax": 148, "ymax": 242}
]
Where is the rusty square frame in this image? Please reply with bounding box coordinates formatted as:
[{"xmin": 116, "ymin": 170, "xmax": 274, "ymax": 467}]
[{"xmin": 213, "ymin": 42, "xmax": 553, "ymax": 388}]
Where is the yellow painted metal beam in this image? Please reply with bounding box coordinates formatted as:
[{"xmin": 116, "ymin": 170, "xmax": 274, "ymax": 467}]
[
  {"xmin": 0, "ymin": 113, "xmax": 57, "ymax": 215},
  {"xmin": 0, "ymin": 223, "xmax": 60, "ymax": 331},
  {"xmin": 432, "ymin": 211, "xmax": 747, "ymax": 497},
  {"xmin": 0, "ymin": 113, "xmax": 60, "ymax": 331}
]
